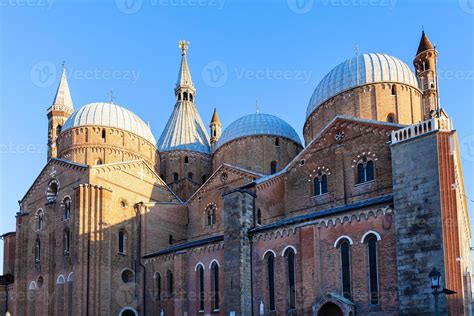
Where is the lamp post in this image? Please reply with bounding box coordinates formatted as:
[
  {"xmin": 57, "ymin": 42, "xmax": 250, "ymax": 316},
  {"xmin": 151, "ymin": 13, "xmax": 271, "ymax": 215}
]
[{"xmin": 429, "ymin": 268, "xmax": 457, "ymax": 316}]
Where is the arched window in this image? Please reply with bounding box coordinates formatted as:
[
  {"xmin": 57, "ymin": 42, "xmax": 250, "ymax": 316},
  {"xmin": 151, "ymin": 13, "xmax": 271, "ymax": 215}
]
[
  {"xmin": 118, "ymin": 230, "xmax": 127, "ymax": 254},
  {"xmin": 184, "ymin": 156, "xmax": 189, "ymax": 163},
  {"xmin": 64, "ymin": 198, "xmax": 71, "ymax": 220},
  {"xmin": 178, "ymin": 93, "xmax": 182, "ymax": 101},
  {"xmin": 101, "ymin": 129, "xmax": 106, "ymax": 142},
  {"xmin": 206, "ymin": 204, "xmax": 217, "ymax": 226},
  {"xmin": 364, "ymin": 234, "xmax": 379, "ymax": 305},
  {"xmin": 266, "ymin": 252, "xmax": 276, "ymax": 311},
  {"xmin": 257, "ymin": 208, "xmax": 262, "ymax": 226},
  {"xmin": 187, "ymin": 172, "xmax": 193, "ymax": 180},
  {"xmin": 386, "ymin": 113, "xmax": 395, "ymax": 123},
  {"xmin": 36, "ymin": 209, "xmax": 44, "ymax": 231},
  {"xmin": 63, "ymin": 229, "xmax": 71, "ymax": 254},
  {"xmin": 337, "ymin": 239, "xmax": 352, "ymax": 299},
  {"xmin": 391, "ymin": 85, "xmax": 397, "ymax": 96},
  {"xmin": 270, "ymin": 161, "xmax": 277, "ymax": 175},
  {"xmin": 35, "ymin": 238, "xmax": 41, "ymax": 263},
  {"xmin": 190, "ymin": 94, "xmax": 194, "ymax": 102},
  {"xmin": 275, "ymin": 137, "xmax": 280, "ymax": 147},
  {"xmin": 155, "ymin": 272, "xmax": 161, "ymax": 301},
  {"xmin": 357, "ymin": 158, "xmax": 375, "ymax": 184},
  {"xmin": 173, "ymin": 172, "xmax": 179, "ymax": 182},
  {"xmin": 121, "ymin": 269, "xmax": 134, "ymax": 283},
  {"xmin": 183, "ymin": 92, "xmax": 188, "ymax": 101},
  {"xmin": 47, "ymin": 180, "xmax": 59, "ymax": 203},
  {"xmin": 56, "ymin": 125, "xmax": 62, "ymax": 135},
  {"xmin": 167, "ymin": 270, "xmax": 174, "ymax": 298},
  {"xmin": 313, "ymin": 173, "xmax": 328, "ymax": 196},
  {"xmin": 95, "ymin": 159, "xmax": 103, "ymax": 165},
  {"xmin": 284, "ymin": 248, "xmax": 296, "ymax": 310},
  {"xmin": 169, "ymin": 234, "xmax": 173, "ymax": 245},
  {"xmin": 211, "ymin": 261, "xmax": 220, "ymax": 311},
  {"xmin": 197, "ymin": 265, "xmax": 204, "ymax": 312}
]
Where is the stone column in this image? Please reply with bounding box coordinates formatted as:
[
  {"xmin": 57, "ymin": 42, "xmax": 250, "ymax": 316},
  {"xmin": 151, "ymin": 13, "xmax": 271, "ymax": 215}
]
[{"xmin": 222, "ymin": 188, "xmax": 255, "ymax": 315}]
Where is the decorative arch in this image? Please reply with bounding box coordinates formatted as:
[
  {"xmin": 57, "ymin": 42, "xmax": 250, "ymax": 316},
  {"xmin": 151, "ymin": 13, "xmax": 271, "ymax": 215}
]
[
  {"xmin": 208, "ymin": 259, "xmax": 220, "ymax": 269},
  {"xmin": 28, "ymin": 281, "xmax": 37, "ymax": 290},
  {"xmin": 361, "ymin": 230, "xmax": 382, "ymax": 243},
  {"xmin": 67, "ymin": 272, "xmax": 74, "ymax": 282},
  {"xmin": 56, "ymin": 274, "xmax": 65, "ymax": 285},
  {"xmin": 262, "ymin": 249, "xmax": 277, "ymax": 260},
  {"xmin": 334, "ymin": 236, "xmax": 354, "ymax": 248},
  {"xmin": 46, "ymin": 179, "xmax": 60, "ymax": 203},
  {"xmin": 119, "ymin": 307, "xmax": 138, "ymax": 316},
  {"xmin": 281, "ymin": 245, "xmax": 298, "ymax": 256},
  {"xmin": 194, "ymin": 262, "xmax": 205, "ymax": 271}
]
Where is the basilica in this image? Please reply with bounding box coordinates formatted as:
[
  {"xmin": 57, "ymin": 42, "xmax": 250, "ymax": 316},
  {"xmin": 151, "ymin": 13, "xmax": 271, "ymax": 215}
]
[{"xmin": 0, "ymin": 32, "xmax": 472, "ymax": 315}]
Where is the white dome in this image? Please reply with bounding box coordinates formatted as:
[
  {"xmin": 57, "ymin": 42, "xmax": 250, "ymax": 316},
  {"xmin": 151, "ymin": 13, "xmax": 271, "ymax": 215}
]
[
  {"xmin": 216, "ymin": 113, "xmax": 301, "ymax": 149},
  {"xmin": 62, "ymin": 102, "xmax": 156, "ymax": 145},
  {"xmin": 306, "ymin": 53, "xmax": 419, "ymax": 119}
]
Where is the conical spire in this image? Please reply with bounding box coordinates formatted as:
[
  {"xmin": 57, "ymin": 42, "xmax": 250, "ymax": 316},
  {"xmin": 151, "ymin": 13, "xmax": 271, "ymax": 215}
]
[
  {"xmin": 416, "ymin": 31, "xmax": 434, "ymax": 55},
  {"xmin": 51, "ymin": 63, "xmax": 74, "ymax": 112},
  {"xmin": 176, "ymin": 40, "xmax": 195, "ymax": 90},
  {"xmin": 211, "ymin": 108, "xmax": 221, "ymax": 125}
]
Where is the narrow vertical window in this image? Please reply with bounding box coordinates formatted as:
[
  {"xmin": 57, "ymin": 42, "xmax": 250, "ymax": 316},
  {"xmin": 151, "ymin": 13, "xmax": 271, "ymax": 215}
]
[
  {"xmin": 36, "ymin": 210, "xmax": 44, "ymax": 231},
  {"xmin": 169, "ymin": 234, "xmax": 173, "ymax": 245},
  {"xmin": 118, "ymin": 230, "xmax": 126, "ymax": 254},
  {"xmin": 313, "ymin": 174, "xmax": 328, "ymax": 196},
  {"xmin": 197, "ymin": 265, "xmax": 204, "ymax": 311},
  {"xmin": 270, "ymin": 161, "xmax": 277, "ymax": 175},
  {"xmin": 321, "ymin": 174, "xmax": 328, "ymax": 194},
  {"xmin": 339, "ymin": 240, "xmax": 351, "ymax": 299},
  {"xmin": 206, "ymin": 204, "xmax": 217, "ymax": 226},
  {"xmin": 184, "ymin": 156, "xmax": 189, "ymax": 163},
  {"xmin": 35, "ymin": 238, "xmax": 41, "ymax": 263},
  {"xmin": 285, "ymin": 249, "xmax": 296, "ymax": 309},
  {"xmin": 366, "ymin": 161, "xmax": 374, "ymax": 181},
  {"xmin": 156, "ymin": 273, "xmax": 161, "ymax": 302},
  {"xmin": 257, "ymin": 208, "xmax": 262, "ymax": 226},
  {"xmin": 187, "ymin": 172, "xmax": 193, "ymax": 180},
  {"xmin": 267, "ymin": 253, "xmax": 276, "ymax": 311},
  {"xmin": 391, "ymin": 85, "xmax": 397, "ymax": 96},
  {"xmin": 275, "ymin": 137, "xmax": 280, "ymax": 147},
  {"xmin": 211, "ymin": 262, "xmax": 220, "ymax": 310},
  {"xmin": 173, "ymin": 172, "xmax": 179, "ymax": 181},
  {"xmin": 101, "ymin": 129, "xmax": 106, "ymax": 142},
  {"xmin": 366, "ymin": 234, "xmax": 379, "ymax": 305},
  {"xmin": 167, "ymin": 270, "xmax": 174, "ymax": 298},
  {"xmin": 63, "ymin": 229, "xmax": 70, "ymax": 254},
  {"xmin": 357, "ymin": 158, "xmax": 375, "ymax": 184},
  {"xmin": 64, "ymin": 198, "xmax": 71, "ymax": 220}
]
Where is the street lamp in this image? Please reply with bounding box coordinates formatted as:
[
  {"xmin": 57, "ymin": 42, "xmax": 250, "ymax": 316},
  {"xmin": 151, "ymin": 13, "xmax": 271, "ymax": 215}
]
[{"xmin": 428, "ymin": 268, "xmax": 457, "ymax": 316}]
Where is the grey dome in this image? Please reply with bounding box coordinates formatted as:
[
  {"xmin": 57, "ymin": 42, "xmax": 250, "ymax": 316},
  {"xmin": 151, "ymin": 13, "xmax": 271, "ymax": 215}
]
[
  {"xmin": 216, "ymin": 113, "xmax": 301, "ymax": 149},
  {"xmin": 306, "ymin": 53, "xmax": 419, "ymax": 119},
  {"xmin": 62, "ymin": 102, "xmax": 156, "ymax": 145}
]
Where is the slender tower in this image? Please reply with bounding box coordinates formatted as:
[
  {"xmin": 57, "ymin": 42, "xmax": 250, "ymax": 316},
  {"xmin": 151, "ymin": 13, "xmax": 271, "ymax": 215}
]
[
  {"xmin": 209, "ymin": 108, "xmax": 222, "ymax": 151},
  {"xmin": 413, "ymin": 31, "xmax": 439, "ymax": 119},
  {"xmin": 47, "ymin": 64, "xmax": 74, "ymax": 160}
]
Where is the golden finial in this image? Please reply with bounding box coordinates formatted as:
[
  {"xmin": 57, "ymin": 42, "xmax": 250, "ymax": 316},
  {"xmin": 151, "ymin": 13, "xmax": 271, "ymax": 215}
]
[{"xmin": 179, "ymin": 40, "xmax": 190, "ymax": 55}]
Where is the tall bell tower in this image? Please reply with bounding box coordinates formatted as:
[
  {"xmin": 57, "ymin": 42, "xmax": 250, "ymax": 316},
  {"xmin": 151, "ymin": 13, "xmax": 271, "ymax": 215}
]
[
  {"xmin": 47, "ymin": 63, "xmax": 74, "ymax": 160},
  {"xmin": 209, "ymin": 108, "xmax": 222, "ymax": 151},
  {"xmin": 413, "ymin": 31, "xmax": 439, "ymax": 119}
]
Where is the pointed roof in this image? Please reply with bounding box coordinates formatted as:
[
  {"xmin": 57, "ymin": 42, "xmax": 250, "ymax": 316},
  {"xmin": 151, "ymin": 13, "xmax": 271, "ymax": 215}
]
[
  {"xmin": 158, "ymin": 101, "xmax": 210, "ymax": 154},
  {"xmin": 210, "ymin": 108, "xmax": 221, "ymax": 125},
  {"xmin": 176, "ymin": 40, "xmax": 194, "ymax": 90},
  {"xmin": 51, "ymin": 64, "xmax": 74, "ymax": 112},
  {"xmin": 416, "ymin": 31, "xmax": 434, "ymax": 55}
]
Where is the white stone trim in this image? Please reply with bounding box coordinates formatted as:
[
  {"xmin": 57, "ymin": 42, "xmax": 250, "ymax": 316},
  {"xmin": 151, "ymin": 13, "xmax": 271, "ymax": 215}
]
[
  {"xmin": 153, "ymin": 271, "xmax": 161, "ymax": 279},
  {"xmin": 119, "ymin": 307, "xmax": 138, "ymax": 316},
  {"xmin": 334, "ymin": 235, "xmax": 354, "ymax": 248},
  {"xmin": 361, "ymin": 230, "xmax": 382, "ymax": 243},
  {"xmin": 281, "ymin": 245, "xmax": 297, "ymax": 256},
  {"xmin": 67, "ymin": 272, "xmax": 74, "ymax": 282},
  {"xmin": 209, "ymin": 259, "xmax": 220, "ymax": 269},
  {"xmin": 56, "ymin": 274, "xmax": 65, "ymax": 285},
  {"xmin": 262, "ymin": 249, "xmax": 277, "ymax": 259},
  {"xmin": 194, "ymin": 262, "xmax": 205, "ymax": 271},
  {"xmin": 28, "ymin": 281, "xmax": 37, "ymax": 290}
]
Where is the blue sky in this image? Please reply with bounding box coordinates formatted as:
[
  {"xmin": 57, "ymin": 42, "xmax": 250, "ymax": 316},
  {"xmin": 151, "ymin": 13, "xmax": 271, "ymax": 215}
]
[{"xmin": 0, "ymin": 0, "xmax": 473, "ymax": 271}]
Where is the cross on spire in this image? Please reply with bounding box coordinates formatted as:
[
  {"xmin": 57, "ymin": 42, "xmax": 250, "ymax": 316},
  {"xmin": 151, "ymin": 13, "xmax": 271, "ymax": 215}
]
[{"xmin": 109, "ymin": 89, "xmax": 116, "ymax": 104}]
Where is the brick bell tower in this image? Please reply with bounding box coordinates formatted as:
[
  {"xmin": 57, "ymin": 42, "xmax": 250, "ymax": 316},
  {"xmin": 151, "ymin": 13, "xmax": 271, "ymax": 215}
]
[
  {"xmin": 209, "ymin": 108, "xmax": 222, "ymax": 152},
  {"xmin": 47, "ymin": 63, "xmax": 74, "ymax": 160},
  {"xmin": 413, "ymin": 31, "xmax": 439, "ymax": 120}
]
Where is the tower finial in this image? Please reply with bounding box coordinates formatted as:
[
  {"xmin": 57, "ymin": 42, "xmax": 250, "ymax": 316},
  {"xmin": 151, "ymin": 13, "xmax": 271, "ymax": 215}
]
[
  {"xmin": 256, "ymin": 98, "xmax": 260, "ymax": 114},
  {"xmin": 179, "ymin": 40, "xmax": 190, "ymax": 55},
  {"xmin": 109, "ymin": 89, "xmax": 116, "ymax": 104}
]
